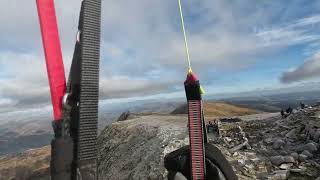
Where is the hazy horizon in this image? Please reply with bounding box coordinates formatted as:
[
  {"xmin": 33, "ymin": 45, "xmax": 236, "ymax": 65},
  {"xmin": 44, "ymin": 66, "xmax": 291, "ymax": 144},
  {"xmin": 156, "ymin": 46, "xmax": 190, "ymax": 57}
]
[
  {"xmin": 1, "ymin": 84, "xmax": 319, "ymax": 124},
  {"xmin": 1, "ymin": 0, "xmax": 320, "ymax": 116}
]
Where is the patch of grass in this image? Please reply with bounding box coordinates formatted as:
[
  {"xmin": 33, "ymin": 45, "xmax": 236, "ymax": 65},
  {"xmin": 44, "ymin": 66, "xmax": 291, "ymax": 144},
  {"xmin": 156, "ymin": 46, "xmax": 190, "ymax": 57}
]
[{"xmin": 204, "ymin": 102, "xmax": 259, "ymax": 118}]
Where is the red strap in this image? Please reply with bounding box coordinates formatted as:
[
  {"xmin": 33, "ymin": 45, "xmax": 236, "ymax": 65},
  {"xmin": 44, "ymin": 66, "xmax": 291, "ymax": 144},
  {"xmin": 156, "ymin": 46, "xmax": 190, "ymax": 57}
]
[
  {"xmin": 185, "ymin": 72, "xmax": 199, "ymax": 84},
  {"xmin": 36, "ymin": 0, "xmax": 66, "ymax": 121},
  {"xmin": 188, "ymin": 100, "xmax": 205, "ymax": 180}
]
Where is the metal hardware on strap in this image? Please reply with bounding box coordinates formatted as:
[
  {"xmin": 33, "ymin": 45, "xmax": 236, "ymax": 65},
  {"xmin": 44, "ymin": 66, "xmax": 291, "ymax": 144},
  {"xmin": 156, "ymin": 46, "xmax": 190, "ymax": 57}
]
[{"xmin": 37, "ymin": 0, "xmax": 101, "ymax": 179}]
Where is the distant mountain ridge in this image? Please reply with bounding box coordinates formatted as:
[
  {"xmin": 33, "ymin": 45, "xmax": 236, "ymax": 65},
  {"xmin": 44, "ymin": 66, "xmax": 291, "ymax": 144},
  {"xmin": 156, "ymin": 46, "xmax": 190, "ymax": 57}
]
[
  {"xmin": 221, "ymin": 90, "xmax": 320, "ymax": 112},
  {"xmin": 0, "ymin": 120, "xmax": 52, "ymax": 156},
  {"xmin": 1, "ymin": 89, "xmax": 319, "ymax": 157},
  {"xmin": 171, "ymin": 102, "xmax": 259, "ymax": 117}
]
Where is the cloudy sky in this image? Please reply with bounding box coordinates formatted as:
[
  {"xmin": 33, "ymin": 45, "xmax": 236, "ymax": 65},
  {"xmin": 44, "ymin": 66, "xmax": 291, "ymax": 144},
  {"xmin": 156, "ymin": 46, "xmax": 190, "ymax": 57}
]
[{"xmin": 1, "ymin": 0, "xmax": 320, "ymax": 113}]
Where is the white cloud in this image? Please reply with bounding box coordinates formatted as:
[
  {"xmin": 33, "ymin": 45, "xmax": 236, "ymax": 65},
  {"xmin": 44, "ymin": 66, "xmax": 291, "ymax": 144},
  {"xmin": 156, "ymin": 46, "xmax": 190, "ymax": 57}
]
[
  {"xmin": 281, "ymin": 52, "xmax": 320, "ymax": 83},
  {"xmin": 0, "ymin": 52, "xmax": 49, "ymax": 109},
  {"xmin": 295, "ymin": 15, "xmax": 320, "ymax": 27},
  {"xmin": 99, "ymin": 76, "xmax": 178, "ymax": 99},
  {"xmin": 0, "ymin": 98, "xmax": 16, "ymax": 110},
  {"xmin": 255, "ymin": 14, "xmax": 320, "ymax": 84},
  {"xmin": 1, "ymin": 0, "xmax": 320, "ymax": 111},
  {"xmin": 256, "ymin": 14, "xmax": 320, "ymax": 48}
]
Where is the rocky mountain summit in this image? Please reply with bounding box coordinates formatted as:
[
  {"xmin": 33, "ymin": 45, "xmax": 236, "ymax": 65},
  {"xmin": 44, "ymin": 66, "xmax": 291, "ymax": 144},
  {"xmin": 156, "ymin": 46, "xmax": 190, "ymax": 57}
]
[
  {"xmin": 1, "ymin": 105, "xmax": 320, "ymax": 180},
  {"xmin": 216, "ymin": 107, "xmax": 320, "ymax": 180},
  {"xmin": 98, "ymin": 107, "xmax": 320, "ymax": 180}
]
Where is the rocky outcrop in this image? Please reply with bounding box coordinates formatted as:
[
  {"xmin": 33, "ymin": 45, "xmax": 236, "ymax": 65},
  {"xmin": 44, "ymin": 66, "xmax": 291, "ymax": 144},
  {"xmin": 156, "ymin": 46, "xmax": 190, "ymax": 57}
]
[
  {"xmin": 2, "ymin": 106, "xmax": 320, "ymax": 180},
  {"xmin": 97, "ymin": 107, "xmax": 320, "ymax": 179},
  {"xmin": 233, "ymin": 107, "xmax": 320, "ymax": 179},
  {"xmin": 98, "ymin": 115, "xmax": 189, "ymax": 180},
  {"xmin": 117, "ymin": 111, "xmax": 135, "ymax": 122}
]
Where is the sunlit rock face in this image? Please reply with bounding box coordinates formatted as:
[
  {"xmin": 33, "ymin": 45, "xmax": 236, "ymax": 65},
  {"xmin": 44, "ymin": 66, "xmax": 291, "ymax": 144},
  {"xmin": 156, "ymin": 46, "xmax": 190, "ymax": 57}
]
[
  {"xmin": 98, "ymin": 115, "xmax": 189, "ymax": 180},
  {"xmin": 2, "ymin": 106, "xmax": 320, "ymax": 180},
  {"xmin": 98, "ymin": 107, "xmax": 320, "ymax": 180}
]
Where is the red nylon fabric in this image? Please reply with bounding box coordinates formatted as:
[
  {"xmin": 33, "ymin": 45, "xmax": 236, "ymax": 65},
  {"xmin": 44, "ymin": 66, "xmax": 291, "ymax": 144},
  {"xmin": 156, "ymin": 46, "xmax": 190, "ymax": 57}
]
[
  {"xmin": 185, "ymin": 72, "xmax": 199, "ymax": 83},
  {"xmin": 36, "ymin": 0, "xmax": 66, "ymax": 121},
  {"xmin": 188, "ymin": 100, "xmax": 205, "ymax": 179}
]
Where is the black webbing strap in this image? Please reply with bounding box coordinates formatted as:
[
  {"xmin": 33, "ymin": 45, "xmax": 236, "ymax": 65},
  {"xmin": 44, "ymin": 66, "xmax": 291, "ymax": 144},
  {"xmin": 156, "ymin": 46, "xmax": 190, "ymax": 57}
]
[
  {"xmin": 61, "ymin": 0, "xmax": 101, "ymax": 179},
  {"xmin": 51, "ymin": 135, "xmax": 74, "ymax": 180},
  {"xmin": 44, "ymin": 0, "xmax": 100, "ymax": 179},
  {"xmin": 75, "ymin": 0, "xmax": 101, "ymax": 179}
]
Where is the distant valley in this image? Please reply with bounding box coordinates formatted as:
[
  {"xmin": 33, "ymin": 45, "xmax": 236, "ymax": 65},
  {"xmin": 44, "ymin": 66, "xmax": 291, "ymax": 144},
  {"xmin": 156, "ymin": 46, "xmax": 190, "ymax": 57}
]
[
  {"xmin": 0, "ymin": 100, "xmax": 183, "ymax": 156},
  {"xmin": 0, "ymin": 120, "xmax": 52, "ymax": 156},
  {"xmin": 1, "ymin": 90, "xmax": 320, "ymax": 156},
  {"xmin": 220, "ymin": 90, "xmax": 320, "ymax": 112}
]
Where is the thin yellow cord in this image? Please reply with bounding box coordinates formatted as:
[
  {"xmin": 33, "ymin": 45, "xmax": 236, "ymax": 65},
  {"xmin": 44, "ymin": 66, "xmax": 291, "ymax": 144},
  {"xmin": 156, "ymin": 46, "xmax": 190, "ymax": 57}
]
[
  {"xmin": 178, "ymin": 0, "xmax": 205, "ymax": 95},
  {"xmin": 178, "ymin": 0, "xmax": 192, "ymax": 73}
]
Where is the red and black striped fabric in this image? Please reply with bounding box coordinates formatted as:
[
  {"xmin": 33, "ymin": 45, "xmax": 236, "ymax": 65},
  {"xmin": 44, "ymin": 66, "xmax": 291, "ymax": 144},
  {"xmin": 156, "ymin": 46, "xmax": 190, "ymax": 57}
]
[
  {"xmin": 188, "ymin": 100, "xmax": 205, "ymax": 179},
  {"xmin": 185, "ymin": 72, "xmax": 206, "ymax": 180}
]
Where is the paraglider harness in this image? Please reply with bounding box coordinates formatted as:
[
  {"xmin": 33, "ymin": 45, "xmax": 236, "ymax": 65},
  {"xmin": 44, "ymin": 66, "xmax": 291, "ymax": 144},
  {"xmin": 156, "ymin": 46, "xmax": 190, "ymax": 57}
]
[
  {"xmin": 36, "ymin": 0, "xmax": 237, "ymax": 179},
  {"xmin": 37, "ymin": 0, "xmax": 101, "ymax": 179}
]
